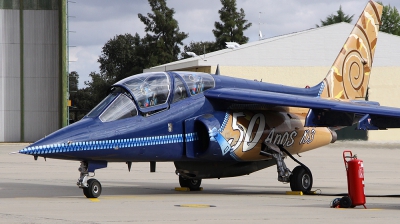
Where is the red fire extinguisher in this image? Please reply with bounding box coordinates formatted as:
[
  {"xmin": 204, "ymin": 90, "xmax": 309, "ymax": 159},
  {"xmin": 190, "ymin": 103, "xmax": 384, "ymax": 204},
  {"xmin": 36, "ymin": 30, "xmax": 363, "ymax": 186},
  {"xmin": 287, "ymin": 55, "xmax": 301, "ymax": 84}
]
[{"xmin": 342, "ymin": 150, "xmax": 366, "ymax": 208}]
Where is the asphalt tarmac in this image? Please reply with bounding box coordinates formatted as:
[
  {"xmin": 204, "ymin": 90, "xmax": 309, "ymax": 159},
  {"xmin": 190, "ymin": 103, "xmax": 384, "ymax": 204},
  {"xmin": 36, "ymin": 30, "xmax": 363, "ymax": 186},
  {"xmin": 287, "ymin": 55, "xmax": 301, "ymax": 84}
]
[{"xmin": 1, "ymin": 141, "xmax": 400, "ymax": 223}]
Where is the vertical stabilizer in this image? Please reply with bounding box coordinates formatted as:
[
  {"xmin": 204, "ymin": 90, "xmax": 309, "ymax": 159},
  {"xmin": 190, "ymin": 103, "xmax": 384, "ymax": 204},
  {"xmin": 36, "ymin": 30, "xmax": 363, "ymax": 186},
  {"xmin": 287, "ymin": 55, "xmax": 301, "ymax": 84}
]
[{"xmin": 320, "ymin": 1, "xmax": 383, "ymax": 100}]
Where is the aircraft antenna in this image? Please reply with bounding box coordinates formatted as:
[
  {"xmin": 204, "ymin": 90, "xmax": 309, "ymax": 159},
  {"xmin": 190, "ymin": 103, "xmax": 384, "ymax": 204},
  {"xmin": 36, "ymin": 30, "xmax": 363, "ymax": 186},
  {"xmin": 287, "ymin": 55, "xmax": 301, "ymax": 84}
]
[
  {"xmin": 203, "ymin": 44, "xmax": 205, "ymax": 60},
  {"xmin": 258, "ymin": 12, "xmax": 263, "ymax": 40}
]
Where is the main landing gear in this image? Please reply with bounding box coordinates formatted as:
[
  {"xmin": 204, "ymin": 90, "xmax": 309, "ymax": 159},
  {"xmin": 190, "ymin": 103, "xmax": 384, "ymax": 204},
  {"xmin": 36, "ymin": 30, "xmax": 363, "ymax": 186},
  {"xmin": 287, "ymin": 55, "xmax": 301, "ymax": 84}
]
[
  {"xmin": 290, "ymin": 165, "xmax": 313, "ymax": 193},
  {"xmin": 77, "ymin": 161, "xmax": 103, "ymax": 198},
  {"xmin": 261, "ymin": 143, "xmax": 313, "ymax": 193},
  {"xmin": 178, "ymin": 176, "xmax": 202, "ymax": 191}
]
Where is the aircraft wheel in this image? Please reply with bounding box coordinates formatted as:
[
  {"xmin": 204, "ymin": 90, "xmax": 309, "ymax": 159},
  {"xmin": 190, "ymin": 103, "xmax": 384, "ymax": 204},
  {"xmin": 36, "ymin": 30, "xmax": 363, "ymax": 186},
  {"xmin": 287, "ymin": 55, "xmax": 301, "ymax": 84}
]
[
  {"xmin": 290, "ymin": 166, "xmax": 313, "ymax": 193},
  {"xmin": 83, "ymin": 179, "xmax": 102, "ymax": 198},
  {"xmin": 179, "ymin": 176, "xmax": 202, "ymax": 191},
  {"xmin": 339, "ymin": 196, "xmax": 352, "ymax": 208}
]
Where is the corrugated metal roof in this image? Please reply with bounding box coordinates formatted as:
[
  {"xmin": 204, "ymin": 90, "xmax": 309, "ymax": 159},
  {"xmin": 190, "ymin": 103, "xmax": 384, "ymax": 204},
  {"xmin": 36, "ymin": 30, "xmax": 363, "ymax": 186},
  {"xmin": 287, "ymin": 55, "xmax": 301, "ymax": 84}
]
[{"xmin": 145, "ymin": 23, "xmax": 400, "ymax": 72}]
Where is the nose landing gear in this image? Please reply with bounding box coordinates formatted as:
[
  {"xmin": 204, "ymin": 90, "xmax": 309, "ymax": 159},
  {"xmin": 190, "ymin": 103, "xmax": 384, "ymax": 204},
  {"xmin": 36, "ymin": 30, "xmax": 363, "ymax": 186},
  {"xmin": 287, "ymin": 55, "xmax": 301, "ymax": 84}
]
[
  {"xmin": 83, "ymin": 179, "xmax": 102, "ymax": 198},
  {"xmin": 77, "ymin": 161, "xmax": 105, "ymax": 198}
]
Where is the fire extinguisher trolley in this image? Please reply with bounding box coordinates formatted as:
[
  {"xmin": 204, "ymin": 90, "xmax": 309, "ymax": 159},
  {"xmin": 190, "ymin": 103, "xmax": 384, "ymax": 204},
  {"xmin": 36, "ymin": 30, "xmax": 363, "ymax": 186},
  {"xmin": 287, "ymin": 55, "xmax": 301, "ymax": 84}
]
[{"xmin": 342, "ymin": 150, "xmax": 366, "ymax": 208}]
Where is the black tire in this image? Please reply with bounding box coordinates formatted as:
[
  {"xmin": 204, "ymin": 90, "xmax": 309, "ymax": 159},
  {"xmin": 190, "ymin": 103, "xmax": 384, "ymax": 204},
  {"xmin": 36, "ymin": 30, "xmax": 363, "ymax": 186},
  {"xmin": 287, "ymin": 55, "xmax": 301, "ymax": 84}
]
[
  {"xmin": 179, "ymin": 176, "xmax": 202, "ymax": 191},
  {"xmin": 83, "ymin": 187, "xmax": 90, "ymax": 198},
  {"xmin": 83, "ymin": 179, "xmax": 102, "ymax": 198},
  {"xmin": 340, "ymin": 196, "xmax": 352, "ymax": 208},
  {"xmin": 290, "ymin": 166, "xmax": 313, "ymax": 193}
]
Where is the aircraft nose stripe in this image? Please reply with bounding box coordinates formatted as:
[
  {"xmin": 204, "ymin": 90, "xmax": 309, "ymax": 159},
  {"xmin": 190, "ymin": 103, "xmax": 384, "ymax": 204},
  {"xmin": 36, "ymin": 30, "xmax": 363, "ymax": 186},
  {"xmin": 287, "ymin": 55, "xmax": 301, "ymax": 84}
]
[{"xmin": 18, "ymin": 133, "xmax": 195, "ymax": 155}]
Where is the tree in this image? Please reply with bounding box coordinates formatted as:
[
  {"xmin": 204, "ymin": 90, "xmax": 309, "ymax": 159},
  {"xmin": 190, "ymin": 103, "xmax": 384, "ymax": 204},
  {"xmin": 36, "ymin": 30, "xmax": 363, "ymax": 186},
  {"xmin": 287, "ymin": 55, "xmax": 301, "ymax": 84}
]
[
  {"xmin": 379, "ymin": 2, "xmax": 400, "ymax": 36},
  {"xmin": 84, "ymin": 72, "xmax": 113, "ymax": 107},
  {"xmin": 316, "ymin": 6, "xmax": 354, "ymax": 27},
  {"xmin": 69, "ymin": 87, "xmax": 93, "ymax": 121},
  {"xmin": 212, "ymin": 0, "xmax": 252, "ymax": 50},
  {"xmin": 68, "ymin": 71, "xmax": 79, "ymax": 121},
  {"xmin": 88, "ymin": 34, "xmax": 141, "ymax": 113},
  {"xmin": 70, "ymin": 71, "xmax": 114, "ymax": 121},
  {"xmin": 138, "ymin": 0, "xmax": 188, "ymax": 66},
  {"xmin": 180, "ymin": 41, "xmax": 216, "ymax": 59},
  {"xmin": 98, "ymin": 33, "xmax": 148, "ymax": 83},
  {"xmin": 69, "ymin": 71, "xmax": 79, "ymax": 93},
  {"xmin": 68, "ymin": 71, "xmax": 93, "ymax": 121},
  {"xmin": 75, "ymin": 0, "xmax": 189, "ymax": 112}
]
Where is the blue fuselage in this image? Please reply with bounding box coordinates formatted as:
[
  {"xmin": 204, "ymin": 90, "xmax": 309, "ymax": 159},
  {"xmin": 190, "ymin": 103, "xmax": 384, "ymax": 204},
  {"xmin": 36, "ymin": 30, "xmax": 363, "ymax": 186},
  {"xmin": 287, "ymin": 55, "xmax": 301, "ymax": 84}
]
[{"xmin": 20, "ymin": 71, "xmax": 322, "ymax": 162}]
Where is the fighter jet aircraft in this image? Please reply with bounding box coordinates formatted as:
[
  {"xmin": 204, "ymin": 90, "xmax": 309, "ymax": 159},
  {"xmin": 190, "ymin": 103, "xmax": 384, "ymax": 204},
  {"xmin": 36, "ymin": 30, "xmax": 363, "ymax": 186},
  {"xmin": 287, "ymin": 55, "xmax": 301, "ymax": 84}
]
[{"xmin": 20, "ymin": 1, "xmax": 395, "ymax": 198}]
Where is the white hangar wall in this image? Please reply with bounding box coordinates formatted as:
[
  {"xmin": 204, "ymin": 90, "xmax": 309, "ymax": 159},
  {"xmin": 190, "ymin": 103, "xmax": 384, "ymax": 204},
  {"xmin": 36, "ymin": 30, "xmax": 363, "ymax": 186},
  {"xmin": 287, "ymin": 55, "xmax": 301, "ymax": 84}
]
[
  {"xmin": 146, "ymin": 23, "xmax": 400, "ymax": 141},
  {"xmin": 0, "ymin": 0, "xmax": 67, "ymax": 142},
  {"xmin": 0, "ymin": 8, "xmax": 20, "ymax": 142}
]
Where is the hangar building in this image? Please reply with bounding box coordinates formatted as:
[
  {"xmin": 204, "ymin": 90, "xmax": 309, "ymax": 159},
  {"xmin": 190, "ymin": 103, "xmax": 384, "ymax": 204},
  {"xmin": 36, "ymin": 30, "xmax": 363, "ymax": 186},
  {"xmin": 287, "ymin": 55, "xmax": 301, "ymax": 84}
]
[
  {"xmin": 145, "ymin": 23, "xmax": 400, "ymax": 141},
  {"xmin": 0, "ymin": 0, "xmax": 67, "ymax": 142}
]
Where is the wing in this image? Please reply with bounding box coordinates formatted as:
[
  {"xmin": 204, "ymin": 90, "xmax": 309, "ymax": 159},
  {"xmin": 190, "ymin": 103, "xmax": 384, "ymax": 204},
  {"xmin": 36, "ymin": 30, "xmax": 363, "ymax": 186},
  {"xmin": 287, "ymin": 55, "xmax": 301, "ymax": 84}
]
[{"xmin": 204, "ymin": 88, "xmax": 400, "ymax": 129}]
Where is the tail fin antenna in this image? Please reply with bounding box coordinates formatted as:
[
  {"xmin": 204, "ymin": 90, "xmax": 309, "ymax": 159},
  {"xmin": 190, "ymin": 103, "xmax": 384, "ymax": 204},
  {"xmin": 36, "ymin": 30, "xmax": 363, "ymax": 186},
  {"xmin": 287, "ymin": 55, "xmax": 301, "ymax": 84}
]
[{"xmin": 215, "ymin": 64, "xmax": 220, "ymax": 75}]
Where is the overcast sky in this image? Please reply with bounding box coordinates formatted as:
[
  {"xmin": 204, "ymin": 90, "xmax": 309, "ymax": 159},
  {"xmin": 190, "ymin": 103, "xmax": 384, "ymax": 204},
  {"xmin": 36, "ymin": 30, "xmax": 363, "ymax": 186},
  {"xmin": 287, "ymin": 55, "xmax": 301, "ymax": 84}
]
[{"xmin": 68, "ymin": 0, "xmax": 400, "ymax": 88}]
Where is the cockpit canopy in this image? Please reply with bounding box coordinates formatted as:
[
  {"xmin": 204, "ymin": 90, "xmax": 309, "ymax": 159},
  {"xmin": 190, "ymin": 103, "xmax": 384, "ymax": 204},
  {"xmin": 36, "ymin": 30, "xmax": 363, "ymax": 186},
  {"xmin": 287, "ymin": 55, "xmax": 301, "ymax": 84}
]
[
  {"xmin": 85, "ymin": 72, "xmax": 215, "ymax": 122},
  {"xmin": 122, "ymin": 72, "xmax": 170, "ymax": 108},
  {"xmin": 177, "ymin": 72, "xmax": 215, "ymax": 96}
]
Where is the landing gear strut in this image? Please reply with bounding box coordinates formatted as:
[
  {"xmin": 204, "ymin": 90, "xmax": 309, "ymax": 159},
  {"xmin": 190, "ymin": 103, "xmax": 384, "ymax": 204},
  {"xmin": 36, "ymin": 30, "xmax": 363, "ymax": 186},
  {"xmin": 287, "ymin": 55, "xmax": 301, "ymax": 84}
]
[
  {"xmin": 77, "ymin": 161, "xmax": 103, "ymax": 198},
  {"xmin": 260, "ymin": 143, "xmax": 292, "ymax": 182},
  {"xmin": 261, "ymin": 143, "xmax": 313, "ymax": 193}
]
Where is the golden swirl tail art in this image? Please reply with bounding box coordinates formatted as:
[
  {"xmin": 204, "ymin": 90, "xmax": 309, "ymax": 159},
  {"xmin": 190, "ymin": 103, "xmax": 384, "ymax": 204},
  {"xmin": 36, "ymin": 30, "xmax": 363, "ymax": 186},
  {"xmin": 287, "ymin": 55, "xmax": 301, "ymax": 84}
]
[{"xmin": 320, "ymin": 0, "xmax": 383, "ymax": 100}]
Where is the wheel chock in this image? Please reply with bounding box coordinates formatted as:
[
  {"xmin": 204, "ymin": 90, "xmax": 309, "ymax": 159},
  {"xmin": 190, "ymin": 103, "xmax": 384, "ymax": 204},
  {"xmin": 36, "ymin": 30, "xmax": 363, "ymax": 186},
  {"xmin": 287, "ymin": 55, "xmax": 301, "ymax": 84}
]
[
  {"xmin": 285, "ymin": 190, "xmax": 318, "ymax": 195},
  {"xmin": 174, "ymin": 187, "xmax": 203, "ymax": 191},
  {"xmin": 286, "ymin": 191, "xmax": 303, "ymax": 195},
  {"xmin": 175, "ymin": 187, "xmax": 190, "ymax": 191}
]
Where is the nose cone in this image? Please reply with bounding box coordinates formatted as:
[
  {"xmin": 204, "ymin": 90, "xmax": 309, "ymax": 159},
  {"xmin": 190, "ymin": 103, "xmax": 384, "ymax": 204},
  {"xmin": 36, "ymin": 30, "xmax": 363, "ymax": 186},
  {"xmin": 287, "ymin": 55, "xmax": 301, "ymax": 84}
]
[
  {"xmin": 19, "ymin": 142, "xmax": 68, "ymax": 156},
  {"xmin": 19, "ymin": 118, "xmax": 96, "ymax": 157}
]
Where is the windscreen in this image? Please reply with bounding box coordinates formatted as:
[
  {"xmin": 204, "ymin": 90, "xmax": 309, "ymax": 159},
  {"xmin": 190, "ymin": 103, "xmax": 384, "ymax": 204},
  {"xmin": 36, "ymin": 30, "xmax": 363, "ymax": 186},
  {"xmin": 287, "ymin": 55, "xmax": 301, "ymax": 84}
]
[
  {"xmin": 86, "ymin": 89, "xmax": 121, "ymax": 118},
  {"xmin": 86, "ymin": 87, "xmax": 135, "ymax": 121},
  {"xmin": 99, "ymin": 94, "xmax": 137, "ymax": 122}
]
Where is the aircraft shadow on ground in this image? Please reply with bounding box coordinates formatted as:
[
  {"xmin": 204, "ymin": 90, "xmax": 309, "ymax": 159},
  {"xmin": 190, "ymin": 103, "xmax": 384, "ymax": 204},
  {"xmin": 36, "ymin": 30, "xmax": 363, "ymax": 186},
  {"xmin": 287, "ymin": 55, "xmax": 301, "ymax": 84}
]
[
  {"xmin": 0, "ymin": 181, "xmax": 356, "ymax": 198},
  {"xmin": 2, "ymin": 181, "xmax": 400, "ymax": 211}
]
